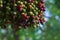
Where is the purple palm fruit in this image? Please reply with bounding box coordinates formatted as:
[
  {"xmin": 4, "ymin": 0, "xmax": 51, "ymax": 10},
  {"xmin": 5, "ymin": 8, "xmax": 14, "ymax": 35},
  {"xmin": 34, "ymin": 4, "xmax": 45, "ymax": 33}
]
[
  {"xmin": 29, "ymin": 0, "xmax": 34, "ymax": 3},
  {"xmin": 39, "ymin": 18, "xmax": 43, "ymax": 25}
]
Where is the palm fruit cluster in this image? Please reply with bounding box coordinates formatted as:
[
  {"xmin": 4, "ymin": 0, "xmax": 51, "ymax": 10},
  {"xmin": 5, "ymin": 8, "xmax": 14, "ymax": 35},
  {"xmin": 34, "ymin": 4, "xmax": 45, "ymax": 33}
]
[{"xmin": 0, "ymin": 0, "xmax": 45, "ymax": 29}]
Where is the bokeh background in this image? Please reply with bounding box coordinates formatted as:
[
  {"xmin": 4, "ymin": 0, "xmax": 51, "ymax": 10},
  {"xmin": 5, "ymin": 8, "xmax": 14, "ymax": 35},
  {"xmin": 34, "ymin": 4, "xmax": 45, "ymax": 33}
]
[{"xmin": 0, "ymin": 0, "xmax": 60, "ymax": 40}]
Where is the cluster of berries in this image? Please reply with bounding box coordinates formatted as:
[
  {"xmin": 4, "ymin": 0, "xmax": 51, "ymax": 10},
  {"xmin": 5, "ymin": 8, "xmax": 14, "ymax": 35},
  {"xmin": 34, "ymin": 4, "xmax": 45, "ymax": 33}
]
[{"xmin": 0, "ymin": 0, "xmax": 46, "ymax": 29}]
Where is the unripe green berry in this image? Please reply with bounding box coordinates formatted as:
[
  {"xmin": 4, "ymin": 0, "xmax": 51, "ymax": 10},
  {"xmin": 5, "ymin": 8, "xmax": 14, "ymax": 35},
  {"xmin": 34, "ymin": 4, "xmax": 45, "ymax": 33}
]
[
  {"xmin": 24, "ymin": 1, "xmax": 27, "ymax": 4},
  {"xmin": 36, "ymin": 7, "xmax": 38, "ymax": 10},
  {"xmin": 0, "ymin": 1, "xmax": 3, "ymax": 4},
  {"xmin": 23, "ymin": 9, "xmax": 26, "ymax": 12},
  {"xmin": 35, "ymin": 1, "xmax": 38, "ymax": 4},
  {"xmin": 6, "ymin": 6, "xmax": 11, "ymax": 11},
  {"xmin": 35, "ymin": 12, "xmax": 38, "ymax": 15},
  {"xmin": 31, "ymin": 3, "xmax": 34, "ymax": 5},
  {"xmin": 0, "ymin": 4, "xmax": 3, "ymax": 7},
  {"xmin": 14, "ymin": 12, "xmax": 17, "ymax": 15},
  {"xmin": 33, "ymin": 5, "xmax": 35, "ymax": 7},
  {"xmin": 32, "ymin": 7, "xmax": 34, "ymax": 10},
  {"xmin": 17, "ymin": 1, "xmax": 20, "ymax": 3},
  {"xmin": 34, "ymin": 10, "xmax": 36, "ymax": 12},
  {"xmin": 30, "ymin": 11, "xmax": 34, "ymax": 15},
  {"xmin": 25, "ymin": 6, "xmax": 27, "ymax": 9},
  {"xmin": 34, "ymin": 24, "xmax": 37, "ymax": 28},
  {"xmin": 22, "ymin": 13, "xmax": 24, "ymax": 15},
  {"xmin": 20, "ymin": 2, "xmax": 23, "ymax": 5},
  {"xmin": 14, "ymin": 4, "xmax": 17, "ymax": 6}
]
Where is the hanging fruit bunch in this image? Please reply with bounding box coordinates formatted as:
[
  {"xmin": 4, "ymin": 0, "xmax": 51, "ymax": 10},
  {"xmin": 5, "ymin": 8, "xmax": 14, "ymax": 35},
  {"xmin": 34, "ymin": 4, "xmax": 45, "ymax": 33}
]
[{"xmin": 0, "ymin": 0, "xmax": 46, "ymax": 29}]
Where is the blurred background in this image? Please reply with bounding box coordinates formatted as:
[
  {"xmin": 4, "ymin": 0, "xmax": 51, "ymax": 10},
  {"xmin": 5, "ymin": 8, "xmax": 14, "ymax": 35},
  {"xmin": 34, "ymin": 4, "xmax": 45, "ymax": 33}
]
[{"xmin": 0, "ymin": 0, "xmax": 60, "ymax": 40}]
